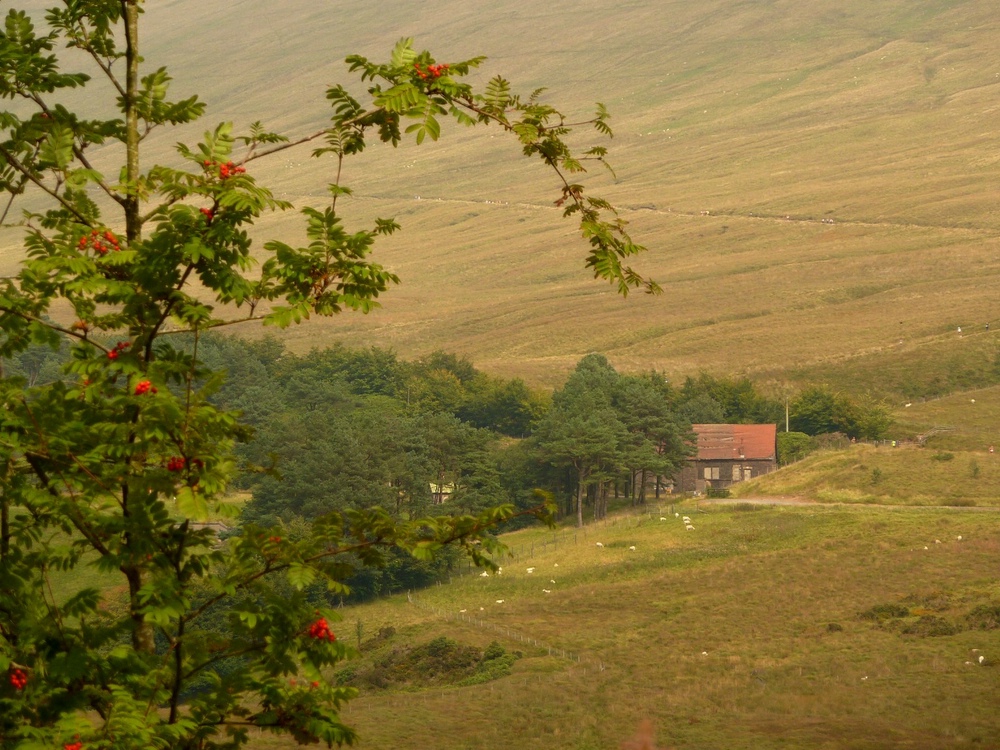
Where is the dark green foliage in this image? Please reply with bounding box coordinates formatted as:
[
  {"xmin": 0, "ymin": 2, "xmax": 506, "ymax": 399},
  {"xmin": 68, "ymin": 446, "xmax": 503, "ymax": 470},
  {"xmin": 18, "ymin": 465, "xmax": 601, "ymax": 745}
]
[
  {"xmin": 859, "ymin": 603, "xmax": 910, "ymax": 621},
  {"xmin": 790, "ymin": 386, "xmax": 892, "ymax": 439},
  {"xmin": 678, "ymin": 373, "xmax": 782, "ymax": 425},
  {"xmin": 533, "ymin": 357, "xmax": 692, "ymax": 525},
  {"xmin": 777, "ymin": 431, "xmax": 814, "ymax": 465},
  {"xmin": 966, "ymin": 604, "xmax": 1000, "ymax": 631},
  {"xmin": 338, "ymin": 636, "xmax": 518, "ymax": 690},
  {"xmin": 900, "ymin": 616, "xmax": 959, "ymax": 637}
]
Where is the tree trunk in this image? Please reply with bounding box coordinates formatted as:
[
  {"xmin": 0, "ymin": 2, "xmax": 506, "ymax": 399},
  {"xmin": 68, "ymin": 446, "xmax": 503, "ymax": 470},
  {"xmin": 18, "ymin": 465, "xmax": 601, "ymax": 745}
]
[
  {"xmin": 576, "ymin": 468, "xmax": 585, "ymax": 528},
  {"xmin": 123, "ymin": 0, "xmax": 142, "ymax": 242},
  {"xmin": 124, "ymin": 565, "xmax": 156, "ymax": 653}
]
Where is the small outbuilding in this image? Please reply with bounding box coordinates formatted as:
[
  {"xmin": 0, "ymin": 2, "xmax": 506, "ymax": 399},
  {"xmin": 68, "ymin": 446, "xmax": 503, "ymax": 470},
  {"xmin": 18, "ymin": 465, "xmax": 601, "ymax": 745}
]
[{"xmin": 676, "ymin": 424, "xmax": 777, "ymax": 493}]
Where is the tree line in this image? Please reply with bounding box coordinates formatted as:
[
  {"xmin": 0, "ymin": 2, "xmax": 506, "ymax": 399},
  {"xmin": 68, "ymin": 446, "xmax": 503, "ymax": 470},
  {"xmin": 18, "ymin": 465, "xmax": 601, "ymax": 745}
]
[{"xmin": 2, "ymin": 336, "xmax": 894, "ymax": 542}]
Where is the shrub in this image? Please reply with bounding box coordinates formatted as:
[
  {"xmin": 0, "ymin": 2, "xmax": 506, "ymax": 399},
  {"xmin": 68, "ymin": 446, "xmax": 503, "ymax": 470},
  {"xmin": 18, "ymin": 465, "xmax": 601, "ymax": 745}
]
[
  {"xmin": 900, "ymin": 615, "xmax": 959, "ymax": 637},
  {"xmin": 966, "ymin": 604, "xmax": 1000, "ymax": 630},
  {"xmin": 859, "ymin": 603, "xmax": 910, "ymax": 621},
  {"xmin": 931, "ymin": 451, "xmax": 954, "ymax": 461},
  {"xmin": 777, "ymin": 431, "xmax": 813, "ymax": 465},
  {"xmin": 483, "ymin": 641, "xmax": 507, "ymax": 661}
]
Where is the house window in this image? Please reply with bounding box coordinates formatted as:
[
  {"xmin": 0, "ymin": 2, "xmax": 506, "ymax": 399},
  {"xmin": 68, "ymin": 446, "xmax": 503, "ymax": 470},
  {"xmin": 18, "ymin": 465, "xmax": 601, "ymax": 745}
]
[
  {"xmin": 732, "ymin": 465, "xmax": 741, "ymax": 481},
  {"xmin": 703, "ymin": 467, "xmax": 720, "ymax": 480}
]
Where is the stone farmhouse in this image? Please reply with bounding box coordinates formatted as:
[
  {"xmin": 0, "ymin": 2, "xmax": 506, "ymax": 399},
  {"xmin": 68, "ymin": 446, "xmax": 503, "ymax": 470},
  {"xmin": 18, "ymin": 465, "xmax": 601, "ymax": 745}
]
[{"xmin": 676, "ymin": 424, "xmax": 777, "ymax": 493}]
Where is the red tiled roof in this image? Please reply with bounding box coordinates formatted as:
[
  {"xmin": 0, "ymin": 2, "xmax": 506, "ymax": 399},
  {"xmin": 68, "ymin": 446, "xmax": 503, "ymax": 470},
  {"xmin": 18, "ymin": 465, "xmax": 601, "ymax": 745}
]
[{"xmin": 691, "ymin": 424, "xmax": 776, "ymax": 460}]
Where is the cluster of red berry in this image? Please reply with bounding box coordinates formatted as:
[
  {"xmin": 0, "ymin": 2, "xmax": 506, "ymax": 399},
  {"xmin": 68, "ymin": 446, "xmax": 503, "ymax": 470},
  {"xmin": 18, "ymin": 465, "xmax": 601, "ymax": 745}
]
[
  {"xmin": 203, "ymin": 160, "xmax": 246, "ymax": 180},
  {"xmin": 8, "ymin": 668, "xmax": 27, "ymax": 690},
  {"xmin": 307, "ymin": 617, "xmax": 336, "ymax": 642},
  {"xmin": 64, "ymin": 741, "xmax": 83, "ymax": 750},
  {"xmin": 133, "ymin": 380, "xmax": 157, "ymax": 396},
  {"xmin": 268, "ymin": 535, "xmax": 282, "ymax": 543},
  {"xmin": 107, "ymin": 341, "xmax": 130, "ymax": 360},
  {"xmin": 77, "ymin": 229, "xmax": 120, "ymax": 256},
  {"xmin": 200, "ymin": 207, "xmax": 215, "ymax": 223},
  {"xmin": 414, "ymin": 62, "xmax": 449, "ymax": 80},
  {"xmin": 166, "ymin": 456, "xmax": 203, "ymax": 472}
]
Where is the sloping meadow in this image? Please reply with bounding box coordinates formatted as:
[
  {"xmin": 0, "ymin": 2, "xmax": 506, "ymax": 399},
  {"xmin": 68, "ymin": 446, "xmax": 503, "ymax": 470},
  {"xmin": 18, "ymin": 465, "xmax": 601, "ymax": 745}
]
[{"xmin": 281, "ymin": 503, "xmax": 1000, "ymax": 750}]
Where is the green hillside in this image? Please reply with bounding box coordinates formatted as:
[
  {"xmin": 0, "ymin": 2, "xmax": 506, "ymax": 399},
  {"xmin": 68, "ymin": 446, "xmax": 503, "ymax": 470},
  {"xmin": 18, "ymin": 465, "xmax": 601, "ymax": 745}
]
[
  {"xmin": 263, "ymin": 503, "xmax": 1000, "ymax": 749},
  {"xmin": 4, "ymin": 0, "xmax": 1000, "ymax": 394}
]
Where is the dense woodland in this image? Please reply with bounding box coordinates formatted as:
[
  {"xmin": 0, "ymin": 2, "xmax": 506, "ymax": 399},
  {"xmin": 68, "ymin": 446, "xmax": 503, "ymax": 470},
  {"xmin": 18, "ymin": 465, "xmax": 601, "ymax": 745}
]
[{"xmin": 3, "ymin": 335, "xmax": 893, "ymax": 598}]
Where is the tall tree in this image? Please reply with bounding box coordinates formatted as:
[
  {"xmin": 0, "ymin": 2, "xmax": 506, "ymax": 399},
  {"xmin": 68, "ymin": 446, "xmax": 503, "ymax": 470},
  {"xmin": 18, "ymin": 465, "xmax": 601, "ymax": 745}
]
[
  {"xmin": 615, "ymin": 374, "xmax": 692, "ymax": 504},
  {"xmin": 534, "ymin": 355, "xmax": 626, "ymax": 526},
  {"xmin": 0, "ymin": 4, "xmax": 653, "ymax": 745}
]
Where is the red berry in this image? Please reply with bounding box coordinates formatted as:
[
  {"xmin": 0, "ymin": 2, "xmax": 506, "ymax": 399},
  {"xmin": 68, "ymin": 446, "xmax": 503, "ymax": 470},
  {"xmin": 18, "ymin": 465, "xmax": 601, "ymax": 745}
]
[
  {"xmin": 307, "ymin": 617, "xmax": 336, "ymax": 641},
  {"xmin": 107, "ymin": 350, "xmax": 119, "ymax": 360},
  {"xmin": 166, "ymin": 457, "xmax": 186, "ymax": 472},
  {"xmin": 9, "ymin": 668, "xmax": 27, "ymax": 690},
  {"xmin": 133, "ymin": 380, "xmax": 155, "ymax": 396}
]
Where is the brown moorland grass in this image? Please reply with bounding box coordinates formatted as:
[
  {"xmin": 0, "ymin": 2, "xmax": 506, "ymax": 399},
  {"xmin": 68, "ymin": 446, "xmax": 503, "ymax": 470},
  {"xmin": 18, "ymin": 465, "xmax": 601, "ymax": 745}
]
[
  {"xmin": 246, "ymin": 504, "xmax": 1000, "ymax": 749},
  {"xmin": 5, "ymin": 0, "xmax": 1000, "ymax": 394}
]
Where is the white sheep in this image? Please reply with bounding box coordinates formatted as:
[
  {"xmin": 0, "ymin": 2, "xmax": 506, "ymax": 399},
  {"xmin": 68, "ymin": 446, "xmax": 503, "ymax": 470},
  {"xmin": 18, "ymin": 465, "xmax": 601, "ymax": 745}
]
[
  {"xmin": 682, "ymin": 516, "xmax": 691, "ymax": 523},
  {"xmin": 686, "ymin": 524, "xmax": 695, "ymax": 531},
  {"xmin": 542, "ymin": 589, "xmax": 551, "ymax": 594},
  {"xmin": 629, "ymin": 545, "xmax": 636, "ymax": 551},
  {"xmin": 660, "ymin": 517, "xmax": 667, "ymax": 521},
  {"xmin": 979, "ymin": 655, "xmax": 986, "ymax": 665},
  {"xmin": 526, "ymin": 567, "xmax": 535, "ymax": 573},
  {"xmin": 596, "ymin": 542, "xmax": 604, "ymax": 548},
  {"xmin": 553, "ymin": 563, "xmax": 559, "ymax": 567},
  {"xmin": 480, "ymin": 571, "xmax": 489, "ymax": 578},
  {"xmin": 497, "ymin": 566, "xmax": 503, "ymax": 575},
  {"xmin": 459, "ymin": 609, "xmax": 467, "ymax": 613},
  {"xmin": 550, "ymin": 579, "xmax": 556, "ymax": 584},
  {"xmin": 495, "ymin": 599, "xmax": 504, "ymax": 604}
]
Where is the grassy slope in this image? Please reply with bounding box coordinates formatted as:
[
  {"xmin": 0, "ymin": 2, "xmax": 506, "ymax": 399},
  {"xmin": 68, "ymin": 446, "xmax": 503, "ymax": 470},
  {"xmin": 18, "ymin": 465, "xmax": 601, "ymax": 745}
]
[
  {"xmin": 4, "ymin": 0, "xmax": 1000, "ymax": 394},
  {"xmin": 250, "ymin": 504, "xmax": 1000, "ymax": 750}
]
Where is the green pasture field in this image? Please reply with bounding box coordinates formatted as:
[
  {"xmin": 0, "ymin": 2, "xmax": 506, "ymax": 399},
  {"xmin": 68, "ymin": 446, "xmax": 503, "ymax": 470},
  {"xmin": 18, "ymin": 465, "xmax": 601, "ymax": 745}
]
[
  {"xmin": 247, "ymin": 503, "xmax": 1000, "ymax": 749},
  {"xmin": 4, "ymin": 0, "xmax": 1000, "ymax": 394},
  {"xmin": 735, "ymin": 442, "xmax": 1000, "ymax": 506}
]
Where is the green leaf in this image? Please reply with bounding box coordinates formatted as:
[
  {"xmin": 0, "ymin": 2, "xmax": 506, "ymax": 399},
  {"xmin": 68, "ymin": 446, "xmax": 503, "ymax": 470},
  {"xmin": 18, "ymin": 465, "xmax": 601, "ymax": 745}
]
[
  {"xmin": 176, "ymin": 486, "xmax": 208, "ymax": 520},
  {"xmin": 287, "ymin": 562, "xmax": 317, "ymax": 590},
  {"xmin": 390, "ymin": 37, "xmax": 417, "ymax": 69}
]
